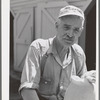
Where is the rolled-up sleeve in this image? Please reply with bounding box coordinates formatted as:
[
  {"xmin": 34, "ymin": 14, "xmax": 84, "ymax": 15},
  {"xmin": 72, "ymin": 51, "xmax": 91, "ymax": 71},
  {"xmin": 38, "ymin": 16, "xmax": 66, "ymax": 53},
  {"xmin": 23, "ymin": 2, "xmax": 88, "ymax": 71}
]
[{"xmin": 19, "ymin": 45, "xmax": 41, "ymax": 92}]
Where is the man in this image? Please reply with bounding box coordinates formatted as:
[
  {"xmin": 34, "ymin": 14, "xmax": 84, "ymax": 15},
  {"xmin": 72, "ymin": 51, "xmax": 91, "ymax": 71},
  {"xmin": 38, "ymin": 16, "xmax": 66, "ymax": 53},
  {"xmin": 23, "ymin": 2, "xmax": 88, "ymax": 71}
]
[{"xmin": 19, "ymin": 5, "xmax": 96, "ymax": 100}]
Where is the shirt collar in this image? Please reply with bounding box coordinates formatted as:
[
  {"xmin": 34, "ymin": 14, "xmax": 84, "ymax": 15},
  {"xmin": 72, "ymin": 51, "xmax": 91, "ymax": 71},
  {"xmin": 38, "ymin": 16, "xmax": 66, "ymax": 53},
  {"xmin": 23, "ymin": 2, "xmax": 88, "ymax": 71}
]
[
  {"xmin": 47, "ymin": 38, "xmax": 72, "ymax": 59},
  {"xmin": 63, "ymin": 47, "xmax": 72, "ymax": 67},
  {"xmin": 47, "ymin": 38, "xmax": 73, "ymax": 67},
  {"xmin": 46, "ymin": 38, "xmax": 58, "ymax": 55}
]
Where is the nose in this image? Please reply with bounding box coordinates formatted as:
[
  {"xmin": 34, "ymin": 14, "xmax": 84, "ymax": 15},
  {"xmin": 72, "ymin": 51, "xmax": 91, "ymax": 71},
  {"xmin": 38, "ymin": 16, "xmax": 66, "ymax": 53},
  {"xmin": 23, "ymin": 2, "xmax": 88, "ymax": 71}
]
[{"xmin": 66, "ymin": 29, "xmax": 74, "ymax": 37}]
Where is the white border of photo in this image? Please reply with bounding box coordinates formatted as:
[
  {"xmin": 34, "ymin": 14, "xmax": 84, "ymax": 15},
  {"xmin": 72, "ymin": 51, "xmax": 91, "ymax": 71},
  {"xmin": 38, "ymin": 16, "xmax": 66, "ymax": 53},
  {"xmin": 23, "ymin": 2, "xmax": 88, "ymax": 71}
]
[
  {"xmin": 1, "ymin": 0, "xmax": 99, "ymax": 100},
  {"xmin": 2, "ymin": 0, "xmax": 10, "ymax": 99}
]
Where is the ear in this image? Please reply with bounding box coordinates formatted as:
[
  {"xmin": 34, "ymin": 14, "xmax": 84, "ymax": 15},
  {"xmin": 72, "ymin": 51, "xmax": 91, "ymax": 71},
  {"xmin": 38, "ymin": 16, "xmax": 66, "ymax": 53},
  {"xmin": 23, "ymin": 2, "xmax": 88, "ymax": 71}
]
[{"xmin": 55, "ymin": 22, "xmax": 58, "ymax": 29}]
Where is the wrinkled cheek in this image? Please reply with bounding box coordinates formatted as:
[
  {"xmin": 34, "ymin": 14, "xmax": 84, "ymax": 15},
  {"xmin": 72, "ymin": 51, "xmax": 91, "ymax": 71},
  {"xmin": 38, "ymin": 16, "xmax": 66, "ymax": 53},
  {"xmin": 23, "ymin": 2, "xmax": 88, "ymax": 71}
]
[
  {"xmin": 57, "ymin": 35, "xmax": 63, "ymax": 41},
  {"xmin": 75, "ymin": 36, "xmax": 79, "ymax": 41}
]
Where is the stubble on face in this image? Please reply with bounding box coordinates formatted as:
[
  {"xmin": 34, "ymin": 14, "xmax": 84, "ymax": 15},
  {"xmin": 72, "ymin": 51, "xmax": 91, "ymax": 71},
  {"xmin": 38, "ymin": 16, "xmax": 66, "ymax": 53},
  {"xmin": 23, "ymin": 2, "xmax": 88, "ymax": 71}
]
[{"xmin": 56, "ymin": 15, "xmax": 83, "ymax": 47}]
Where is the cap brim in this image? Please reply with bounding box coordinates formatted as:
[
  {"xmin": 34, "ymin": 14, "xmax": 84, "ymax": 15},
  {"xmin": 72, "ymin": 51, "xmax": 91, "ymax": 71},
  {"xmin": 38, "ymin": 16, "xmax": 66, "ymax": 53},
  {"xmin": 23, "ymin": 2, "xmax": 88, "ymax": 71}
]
[{"xmin": 58, "ymin": 13, "xmax": 84, "ymax": 20}]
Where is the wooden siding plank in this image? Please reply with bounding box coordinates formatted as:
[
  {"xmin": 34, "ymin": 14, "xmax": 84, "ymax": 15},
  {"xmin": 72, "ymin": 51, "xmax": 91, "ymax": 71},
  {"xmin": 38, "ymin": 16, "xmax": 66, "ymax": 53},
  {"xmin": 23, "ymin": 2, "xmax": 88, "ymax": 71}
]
[
  {"xmin": 42, "ymin": 8, "xmax": 55, "ymax": 24},
  {"xmin": 11, "ymin": 0, "xmax": 33, "ymax": 4},
  {"xmin": 10, "ymin": 4, "xmax": 36, "ymax": 14},
  {"xmin": 68, "ymin": 0, "xmax": 92, "ymax": 11},
  {"xmin": 10, "ymin": 0, "xmax": 91, "ymax": 14},
  {"xmin": 15, "ymin": 39, "xmax": 31, "ymax": 45},
  {"xmin": 35, "ymin": 3, "xmax": 42, "ymax": 38},
  {"xmin": 43, "ymin": 1, "xmax": 68, "ymax": 8},
  {"xmin": 69, "ymin": 1, "xmax": 88, "ymax": 6},
  {"xmin": 11, "ymin": 1, "xmax": 37, "ymax": 7},
  {"xmin": 10, "ymin": 0, "xmax": 68, "ymax": 8},
  {"xmin": 17, "ymin": 14, "xmax": 31, "ymax": 38},
  {"xmin": 10, "ymin": 0, "xmax": 68, "ymax": 4},
  {"xmin": 10, "ymin": 0, "xmax": 33, "ymax": 3},
  {"xmin": 68, "ymin": 0, "xmax": 86, "ymax": 2}
]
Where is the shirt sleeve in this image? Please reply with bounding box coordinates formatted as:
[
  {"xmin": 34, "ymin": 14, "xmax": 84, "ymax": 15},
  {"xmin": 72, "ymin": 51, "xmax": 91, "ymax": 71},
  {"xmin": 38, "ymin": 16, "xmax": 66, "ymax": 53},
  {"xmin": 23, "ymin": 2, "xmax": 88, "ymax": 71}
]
[
  {"xmin": 76, "ymin": 52, "xmax": 87, "ymax": 77},
  {"xmin": 19, "ymin": 44, "xmax": 41, "ymax": 92},
  {"xmin": 72, "ymin": 44, "xmax": 87, "ymax": 77}
]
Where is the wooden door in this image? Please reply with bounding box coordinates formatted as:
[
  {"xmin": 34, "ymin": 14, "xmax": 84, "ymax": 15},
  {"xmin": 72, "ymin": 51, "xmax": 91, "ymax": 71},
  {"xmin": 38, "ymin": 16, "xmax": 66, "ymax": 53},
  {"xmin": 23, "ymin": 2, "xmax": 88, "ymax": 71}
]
[
  {"xmin": 14, "ymin": 8, "xmax": 34, "ymax": 72},
  {"xmin": 35, "ymin": 1, "xmax": 68, "ymax": 39}
]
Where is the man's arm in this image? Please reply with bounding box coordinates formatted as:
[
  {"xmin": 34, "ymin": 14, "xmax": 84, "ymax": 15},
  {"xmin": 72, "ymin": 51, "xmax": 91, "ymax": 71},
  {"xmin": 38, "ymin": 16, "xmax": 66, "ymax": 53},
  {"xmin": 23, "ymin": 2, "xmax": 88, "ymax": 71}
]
[
  {"xmin": 19, "ymin": 42, "xmax": 41, "ymax": 100},
  {"xmin": 21, "ymin": 88, "xmax": 39, "ymax": 100}
]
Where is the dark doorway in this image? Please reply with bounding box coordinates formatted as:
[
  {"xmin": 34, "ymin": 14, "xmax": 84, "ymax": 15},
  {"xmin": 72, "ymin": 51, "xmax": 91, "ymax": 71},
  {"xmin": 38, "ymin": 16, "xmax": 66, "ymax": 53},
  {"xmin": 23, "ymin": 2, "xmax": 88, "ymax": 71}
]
[
  {"xmin": 10, "ymin": 12, "xmax": 22, "ymax": 100},
  {"xmin": 85, "ymin": 2, "xmax": 96, "ymax": 70}
]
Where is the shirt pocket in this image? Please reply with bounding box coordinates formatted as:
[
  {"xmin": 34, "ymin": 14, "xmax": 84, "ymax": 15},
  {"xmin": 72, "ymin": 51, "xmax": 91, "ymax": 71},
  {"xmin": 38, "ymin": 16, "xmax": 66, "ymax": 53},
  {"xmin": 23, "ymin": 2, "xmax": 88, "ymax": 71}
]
[{"xmin": 38, "ymin": 77, "xmax": 53, "ymax": 95}]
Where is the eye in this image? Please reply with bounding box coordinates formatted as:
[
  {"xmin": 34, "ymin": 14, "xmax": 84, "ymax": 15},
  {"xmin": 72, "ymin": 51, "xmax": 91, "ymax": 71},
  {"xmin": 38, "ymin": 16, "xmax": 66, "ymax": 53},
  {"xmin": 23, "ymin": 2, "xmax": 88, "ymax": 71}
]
[
  {"xmin": 63, "ymin": 26, "xmax": 70, "ymax": 31},
  {"xmin": 74, "ymin": 28, "xmax": 80, "ymax": 33}
]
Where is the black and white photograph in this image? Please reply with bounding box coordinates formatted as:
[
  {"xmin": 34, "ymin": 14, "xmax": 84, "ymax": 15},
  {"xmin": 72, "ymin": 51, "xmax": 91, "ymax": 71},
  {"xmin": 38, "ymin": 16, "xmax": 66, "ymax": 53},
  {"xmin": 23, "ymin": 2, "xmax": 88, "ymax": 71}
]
[{"xmin": 1, "ymin": 0, "xmax": 99, "ymax": 100}]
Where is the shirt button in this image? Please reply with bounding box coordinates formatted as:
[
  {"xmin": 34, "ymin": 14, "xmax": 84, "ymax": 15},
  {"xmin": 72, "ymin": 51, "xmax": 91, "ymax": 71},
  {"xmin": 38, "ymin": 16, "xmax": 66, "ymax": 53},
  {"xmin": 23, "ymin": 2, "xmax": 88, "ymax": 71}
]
[
  {"xmin": 61, "ymin": 82, "xmax": 63, "ymax": 84},
  {"xmin": 45, "ymin": 81, "xmax": 47, "ymax": 84},
  {"xmin": 60, "ymin": 86, "xmax": 63, "ymax": 90}
]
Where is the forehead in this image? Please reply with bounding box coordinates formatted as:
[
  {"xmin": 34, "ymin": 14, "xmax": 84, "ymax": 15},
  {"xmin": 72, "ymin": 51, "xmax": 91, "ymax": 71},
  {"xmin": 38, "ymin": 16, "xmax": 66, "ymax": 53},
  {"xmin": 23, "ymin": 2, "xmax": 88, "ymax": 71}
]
[{"xmin": 59, "ymin": 15, "xmax": 83, "ymax": 27}]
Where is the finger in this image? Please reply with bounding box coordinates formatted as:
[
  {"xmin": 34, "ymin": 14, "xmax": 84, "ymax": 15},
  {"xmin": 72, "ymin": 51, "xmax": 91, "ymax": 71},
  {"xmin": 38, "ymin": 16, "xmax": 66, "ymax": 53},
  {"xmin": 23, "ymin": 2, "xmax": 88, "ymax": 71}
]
[{"xmin": 86, "ymin": 76, "xmax": 96, "ymax": 83}]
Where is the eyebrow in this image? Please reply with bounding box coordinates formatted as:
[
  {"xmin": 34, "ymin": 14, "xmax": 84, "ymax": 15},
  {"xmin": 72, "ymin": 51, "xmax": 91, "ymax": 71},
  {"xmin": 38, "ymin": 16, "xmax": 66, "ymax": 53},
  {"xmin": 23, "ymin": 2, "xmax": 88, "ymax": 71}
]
[
  {"xmin": 63, "ymin": 24, "xmax": 71, "ymax": 27},
  {"xmin": 63, "ymin": 24, "xmax": 80, "ymax": 29}
]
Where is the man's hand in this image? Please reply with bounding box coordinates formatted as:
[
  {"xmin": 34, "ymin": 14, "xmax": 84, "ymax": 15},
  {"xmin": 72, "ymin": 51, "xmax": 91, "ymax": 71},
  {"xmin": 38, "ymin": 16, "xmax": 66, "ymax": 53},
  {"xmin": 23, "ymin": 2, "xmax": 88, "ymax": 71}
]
[
  {"xmin": 21, "ymin": 88, "xmax": 39, "ymax": 100},
  {"xmin": 81, "ymin": 70, "xmax": 96, "ymax": 83},
  {"xmin": 49, "ymin": 95, "xmax": 57, "ymax": 100}
]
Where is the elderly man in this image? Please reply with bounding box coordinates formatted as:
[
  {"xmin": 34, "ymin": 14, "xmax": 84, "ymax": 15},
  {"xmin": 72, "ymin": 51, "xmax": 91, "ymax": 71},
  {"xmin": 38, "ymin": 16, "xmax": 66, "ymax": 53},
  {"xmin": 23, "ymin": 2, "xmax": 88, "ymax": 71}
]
[{"xmin": 19, "ymin": 5, "xmax": 96, "ymax": 100}]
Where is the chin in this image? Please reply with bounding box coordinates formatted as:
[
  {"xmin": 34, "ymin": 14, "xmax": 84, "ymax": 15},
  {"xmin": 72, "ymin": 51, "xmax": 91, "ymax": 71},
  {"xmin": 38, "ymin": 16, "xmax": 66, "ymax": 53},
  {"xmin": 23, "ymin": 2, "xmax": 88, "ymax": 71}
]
[
  {"xmin": 62, "ymin": 43, "xmax": 72, "ymax": 47},
  {"xmin": 63, "ymin": 41, "xmax": 74, "ymax": 46}
]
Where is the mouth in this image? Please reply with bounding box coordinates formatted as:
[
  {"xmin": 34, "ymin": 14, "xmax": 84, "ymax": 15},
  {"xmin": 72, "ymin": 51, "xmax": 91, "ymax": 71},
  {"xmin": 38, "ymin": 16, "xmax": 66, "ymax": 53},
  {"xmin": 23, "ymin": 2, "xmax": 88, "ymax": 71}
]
[{"xmin": 63, "ymin": 38, "xmax": 74, "ymax": 43}]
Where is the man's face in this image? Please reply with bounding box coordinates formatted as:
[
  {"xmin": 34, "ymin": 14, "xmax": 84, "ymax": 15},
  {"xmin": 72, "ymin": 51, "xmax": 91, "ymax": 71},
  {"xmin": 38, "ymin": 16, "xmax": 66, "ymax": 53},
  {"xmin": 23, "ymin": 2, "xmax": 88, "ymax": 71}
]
[{"xmin": 56, "ymin": 16, "xmax": 83, "ymax": 47}]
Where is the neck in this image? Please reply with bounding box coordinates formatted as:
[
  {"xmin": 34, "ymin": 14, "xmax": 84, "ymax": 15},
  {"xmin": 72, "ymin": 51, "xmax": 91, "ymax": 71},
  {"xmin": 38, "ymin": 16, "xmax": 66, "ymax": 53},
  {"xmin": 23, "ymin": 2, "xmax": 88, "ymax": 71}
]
[
  {"xmin": 54, "ymin": 37, "xmax": 69, "ymax": 62},
  {"xmin": 54, "ymin": 37, "xmax": 69, "ymax": 52}
]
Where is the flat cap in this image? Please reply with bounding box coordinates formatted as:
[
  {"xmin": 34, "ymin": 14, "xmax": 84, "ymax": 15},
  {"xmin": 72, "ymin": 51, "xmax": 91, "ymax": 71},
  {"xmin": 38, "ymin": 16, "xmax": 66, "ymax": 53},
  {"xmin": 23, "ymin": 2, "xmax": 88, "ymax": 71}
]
[{"xmin": 59, "ymin": 5, "xmax": 84, "ymax": 20}]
